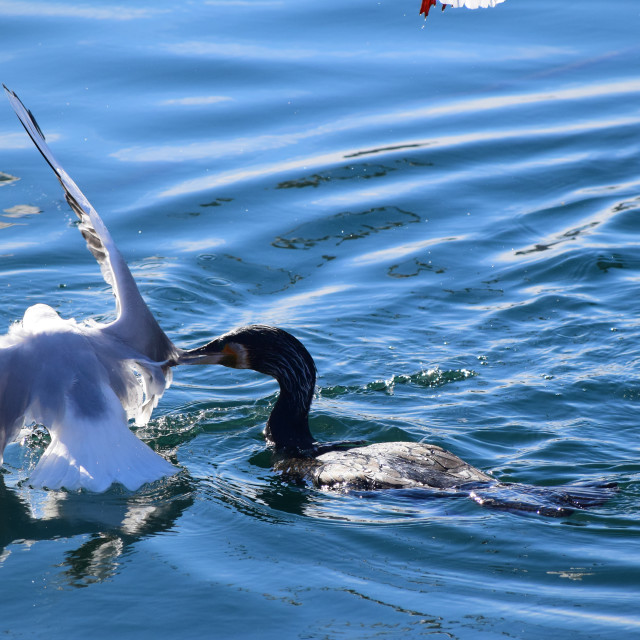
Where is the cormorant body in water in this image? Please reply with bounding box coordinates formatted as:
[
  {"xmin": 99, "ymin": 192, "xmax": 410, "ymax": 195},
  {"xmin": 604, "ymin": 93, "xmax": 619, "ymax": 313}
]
[{"xmin": 181, "ymin": 325, "xmax": 617, "ymax": 516}]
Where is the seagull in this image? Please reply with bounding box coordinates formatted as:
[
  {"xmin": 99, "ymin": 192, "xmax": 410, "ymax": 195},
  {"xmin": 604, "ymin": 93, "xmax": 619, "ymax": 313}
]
[
  {"xmin": 420, "ymin": 0, "xmax": 507, "ymax": 17},
  {"xmin": 441, "ymin": 0, "xmax": 507, "ymax": 7},
  {"xmin": 1, "ymin": 86, "xmax": 186, "ymax": 492}
]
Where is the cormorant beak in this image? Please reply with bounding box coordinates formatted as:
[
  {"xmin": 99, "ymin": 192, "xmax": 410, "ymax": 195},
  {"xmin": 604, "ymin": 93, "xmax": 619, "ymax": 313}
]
[
  {"xmin": 178, "ymin": 349, "xmax": 224, "ymax": 365},
  {"xmin": 176, "ymin": 340, "xmax": 225, "ymax": 366},
  {"xmin": 176, "ymin": 341, "xmax": 243, "ymax": 368}
]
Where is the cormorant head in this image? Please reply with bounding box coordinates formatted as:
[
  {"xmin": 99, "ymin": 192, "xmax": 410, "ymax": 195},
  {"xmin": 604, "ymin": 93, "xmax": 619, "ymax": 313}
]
[
  {"xmin": 182, "ymin": 325, "xmax": 316, "ymax": 390},
  {"xmin": 180, "ymin": 325, "xmax": 317, "ymax": 452}
]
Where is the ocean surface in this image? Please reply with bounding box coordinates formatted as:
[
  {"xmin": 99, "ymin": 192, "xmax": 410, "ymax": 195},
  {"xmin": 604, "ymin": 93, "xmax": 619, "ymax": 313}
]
[{"xmin": 1, "ymin": 1, "xmax": 639, "ymax": 637}]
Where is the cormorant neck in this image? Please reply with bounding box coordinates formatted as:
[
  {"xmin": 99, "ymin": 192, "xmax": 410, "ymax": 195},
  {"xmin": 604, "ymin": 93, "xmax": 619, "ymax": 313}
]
[{"xmin": 265, "ymin": 370, "xmax": 315, "ymax": 454}]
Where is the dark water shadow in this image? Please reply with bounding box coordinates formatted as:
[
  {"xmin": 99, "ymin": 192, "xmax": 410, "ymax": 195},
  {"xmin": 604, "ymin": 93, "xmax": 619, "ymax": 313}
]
[{"xmin": 272, "ymin": 206, "xmax": 421, "ymax": 251}]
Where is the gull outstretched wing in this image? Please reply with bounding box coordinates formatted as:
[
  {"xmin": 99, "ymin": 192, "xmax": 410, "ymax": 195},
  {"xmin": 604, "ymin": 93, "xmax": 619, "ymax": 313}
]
[{"xmin": 3, "ymin": 86, "xmax": 175, "ymax": 363}]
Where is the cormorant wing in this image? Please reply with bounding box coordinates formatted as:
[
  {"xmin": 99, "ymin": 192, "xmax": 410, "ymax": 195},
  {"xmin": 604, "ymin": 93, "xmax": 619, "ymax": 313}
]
[{"xmin": 3, "ymin": 85, "xmax": 175, "ymax": 362}]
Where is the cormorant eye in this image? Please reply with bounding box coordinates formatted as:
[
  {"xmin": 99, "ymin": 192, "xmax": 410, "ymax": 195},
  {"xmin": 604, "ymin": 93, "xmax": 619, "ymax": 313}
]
[
  {"xmin": 220, "ymin": 342, "xmax": 238, "ymax": 368},
  {"xmin": 221, "ymin": 341, "xmax": 250, "ymax": 369}
]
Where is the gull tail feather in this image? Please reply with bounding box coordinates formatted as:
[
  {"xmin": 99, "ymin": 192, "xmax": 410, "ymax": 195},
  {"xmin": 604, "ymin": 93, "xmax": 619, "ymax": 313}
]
[{"xmin": 28, "ymin": 391, "xmax": 177, "ymax": 492}]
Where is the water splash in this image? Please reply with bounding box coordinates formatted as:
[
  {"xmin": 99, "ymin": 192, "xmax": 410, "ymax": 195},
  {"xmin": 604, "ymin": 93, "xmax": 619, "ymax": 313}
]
[{"xmin": 320, "ymin": 367, "xmax": 476, "ymax": 398}]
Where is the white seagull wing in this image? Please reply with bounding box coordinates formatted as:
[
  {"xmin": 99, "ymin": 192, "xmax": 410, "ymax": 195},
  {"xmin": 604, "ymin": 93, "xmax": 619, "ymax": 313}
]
[{"xmin": 3, "ymin": 85, "xmax": 175, "ymax": 363}]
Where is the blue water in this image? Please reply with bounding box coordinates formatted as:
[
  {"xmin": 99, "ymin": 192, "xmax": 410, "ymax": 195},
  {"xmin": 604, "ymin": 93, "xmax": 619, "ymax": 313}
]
[{"xmin": 1, "ymin": 0, "xmax": 639, "ymax": 637}]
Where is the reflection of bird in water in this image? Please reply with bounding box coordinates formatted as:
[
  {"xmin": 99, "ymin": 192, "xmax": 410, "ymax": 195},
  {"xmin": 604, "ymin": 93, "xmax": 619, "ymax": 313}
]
[
  {"xmin": 182, "ymin": 325, "xmax": 617, "ymax": 516},
  {"xmin": 0, "ymin": 474, "xmax": 193, "ymax": 586},
  {"xmin": 1, "ymin": 87, "xmax": 220, "ymax": 492}
]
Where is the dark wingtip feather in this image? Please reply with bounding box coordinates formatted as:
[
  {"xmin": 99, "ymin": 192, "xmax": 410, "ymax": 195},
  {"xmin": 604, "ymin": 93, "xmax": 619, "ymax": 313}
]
[{"xmin": 3, "ymin": 85, "xmax": 46, "ymax": 140}]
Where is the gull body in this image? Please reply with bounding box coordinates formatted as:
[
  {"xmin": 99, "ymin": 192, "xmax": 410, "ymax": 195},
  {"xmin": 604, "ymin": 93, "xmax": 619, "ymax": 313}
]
[{"xmin": 1, "ymin": 87, "xmax": 182, "ymax": 491}]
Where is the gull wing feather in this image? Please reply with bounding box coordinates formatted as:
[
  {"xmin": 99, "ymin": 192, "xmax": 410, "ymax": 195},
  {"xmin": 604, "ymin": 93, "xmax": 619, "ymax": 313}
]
[{"xmin": 3, "ymin": 85, "xmax": 175, "ymax": 363}]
